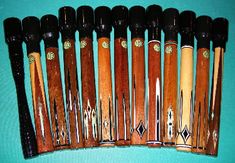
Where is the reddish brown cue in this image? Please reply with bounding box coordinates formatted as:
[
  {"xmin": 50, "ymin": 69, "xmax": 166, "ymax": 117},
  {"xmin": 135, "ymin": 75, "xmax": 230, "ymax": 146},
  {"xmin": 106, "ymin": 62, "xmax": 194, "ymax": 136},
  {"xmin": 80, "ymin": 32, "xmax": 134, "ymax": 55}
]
[
  {"xmin": 41, "ymin": 15, "xmax": 69, "ymax": 149},
  {"xmin": 129, "ymin": 6, "xmax": 147, "ymax": 145},
  {"xmin": 22, "ymin": 16, "xmax": 54, "ymax": 153},
  {"xmin": 192, "ymin": 16, "xmax": 212, "ymax": 154},
  {"xmin": 207, "ymin": 18, "xmax": 228, "ymax": 156},
  {"xmin": 59, "ymin": 6, "xmax": 83, "ymax": 148},
  {"xmin": 146, "ymin": 5, "xmax": 163, "ymax": 147},
  {"xmin": 77, "ymin": 6, "xmax": 99, "ymax": 147},
  {"xmin": 112, "ymin": 6, "xmax": 130, "ymax": 146},
  {"xmin": 162, "ymin": 8, "xmax": 179, "ymax": 146}
]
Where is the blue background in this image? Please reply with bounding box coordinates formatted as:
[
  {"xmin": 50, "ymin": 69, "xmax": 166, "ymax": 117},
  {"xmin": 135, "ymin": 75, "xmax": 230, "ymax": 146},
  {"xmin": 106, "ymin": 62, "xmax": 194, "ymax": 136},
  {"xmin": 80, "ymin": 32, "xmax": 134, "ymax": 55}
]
[{"xmin": 0, "ymin": 0, "xmax": 235, "ymax": 162}]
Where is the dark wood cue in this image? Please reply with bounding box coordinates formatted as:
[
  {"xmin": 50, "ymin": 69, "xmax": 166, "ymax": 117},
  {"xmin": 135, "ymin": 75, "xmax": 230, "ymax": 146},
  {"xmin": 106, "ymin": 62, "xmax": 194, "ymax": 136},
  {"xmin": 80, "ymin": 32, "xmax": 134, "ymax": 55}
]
[
  {"xmin": 146, "ymin": 5, "xmax": 163, "ymax": 147},
  {"xmin": 112, "ymin": 6, "xmax": 130, "ymax": 146},
  {"xmin": 22, "ymin": 16, "xmax": 54, "ymax": 153},
  {"xmin": 176, "ymin": 11, "xmax": 196, "ymax": 151},
  {"xmin": 192, "ymin": 16, "xmax": 212, "ymax": 154},
  {"xmin": 41, "ymin": 15, "xmax": 69, "ymax": 149},
  {"xmin": 162, "ymin": 8, "xmax": 179, "ymax": 146},
  {"xmin": 129, "ymin": 6, "xmax": 147, "ymax": 145},
  {"xmin": 207, "ymin": 18, "xmax": 228, "ymax": 156},
  {"xmin": 59, "ymin": 6, "xmax": 83, "ymax": 148},
  {"xmin": 77, "ymin": 6, "xmax": 99, "ymax": 148},
  {"xmin": 95, "ymin": 6, "xmax": 115, "ymax": 146},
  {"xmin": 4, "ymin": 17, "xmax": 38, "ymax": 158}
]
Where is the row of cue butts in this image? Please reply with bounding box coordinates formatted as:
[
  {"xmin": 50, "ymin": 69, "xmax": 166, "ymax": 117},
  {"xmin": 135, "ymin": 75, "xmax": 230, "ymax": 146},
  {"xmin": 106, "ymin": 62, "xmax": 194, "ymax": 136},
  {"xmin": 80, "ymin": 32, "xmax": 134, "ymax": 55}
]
[{"xmin": 3, "ymin": 5, "xmax": 228, "ymax": 159}]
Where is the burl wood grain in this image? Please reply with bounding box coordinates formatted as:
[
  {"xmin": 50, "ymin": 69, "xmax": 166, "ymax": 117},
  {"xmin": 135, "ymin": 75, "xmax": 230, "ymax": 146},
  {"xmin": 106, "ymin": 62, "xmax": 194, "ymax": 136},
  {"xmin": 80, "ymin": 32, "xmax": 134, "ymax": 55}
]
[
  {"xmin": 80, "ymin": 37, "xmax": 99, "ymax": 147},
  {"xmin": 63, "ymin": 39, "xmax": 83, "ymax": 148},
  {"xmin": 147, "ymin": 40, "xmax": 162, "ymax": 147},
  {"xmin": 207, "ymin": 47, "xmax": 224, "ymax": 156},
  {"xmin": 28, "ymin": 52, "xmax": 54, "ymax": 153},
  {"xmin": 45, "ymin": 47, "xmax": 69, "ymax": 149},
  {"xmin": 176, "ymin": 47, "xmax": 193, "ymax": 151},
  {"xmin": 163, "ymin": 41, "xmax": 178, "ymax": 146},
  {"xmin": 98, "ymin": 37, "xmax": 115, "ymax": 146},
  {"xmin": 114, "ymin": 38, "xmax": 130, "ymax": 146},
  {"xmin": 192, "ymin": 48, "xmax": 210, "ymax": 154},
  {"xmin": 131, "ymin": 38, "xmax": 146, "ymax": 145}
]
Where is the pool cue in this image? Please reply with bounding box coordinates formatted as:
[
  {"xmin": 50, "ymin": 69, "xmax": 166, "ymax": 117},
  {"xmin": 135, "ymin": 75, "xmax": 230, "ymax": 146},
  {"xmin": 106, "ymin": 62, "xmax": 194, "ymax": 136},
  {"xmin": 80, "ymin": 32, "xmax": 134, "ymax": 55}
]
[
  {"xmin": 77, "ymin": 6, "xmax": 99, "ymax": 147},
  {"xmin": 41, "ymin": 15, "xmax": 69, "ymax": 149},
  {"xmin": 162, "ymin": 8, "xmax": 179, "ymax": 146},
  {"xmin": 146, "ymin": 5, "xmax": 163, "ymax": 147},
  {"xmin": 192, "ymin": 16, "xmax": 212, "ymax": 154},
  {"xmin": 59, "ymin": 6, "xmax": 83, "ymax": 148},
  {"xmin": 129, "ymin": 6, "xmax": 147, "ymax": 145},
  {"xmin": 22, "ymin": 16, "xmax": 54, "ymax": 153},
  {"xmin": 95, "ymin": 6, "xmax": 115, "ymax": 146},
  {"xmin": 112, "ymin": 6, "xmax": 130, "ymax": 146},
  {"xmin": 176, "ymin": 11, "xmax": 196, "ymax": 151},
  {"xmin": 207, "ymin": 18, "xmax": 228, "ymax": 156},
  {"xmin": 4, "ymin": 18, "xmax": 38, "ymax": 158}
]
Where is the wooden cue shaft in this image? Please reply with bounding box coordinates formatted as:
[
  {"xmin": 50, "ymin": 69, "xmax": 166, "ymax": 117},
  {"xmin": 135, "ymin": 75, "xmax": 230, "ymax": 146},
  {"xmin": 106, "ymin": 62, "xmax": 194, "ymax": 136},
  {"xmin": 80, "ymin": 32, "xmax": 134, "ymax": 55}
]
[{"xmin": 80, "ymin": 37, "xmax": 99, "ymax": 147}]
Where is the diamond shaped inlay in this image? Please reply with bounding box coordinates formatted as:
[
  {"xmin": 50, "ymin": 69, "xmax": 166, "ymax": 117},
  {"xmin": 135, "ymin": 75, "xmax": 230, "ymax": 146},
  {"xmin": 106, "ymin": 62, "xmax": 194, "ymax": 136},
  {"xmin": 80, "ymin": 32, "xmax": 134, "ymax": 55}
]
[
  {"xmin": 181, "ymin": 125, "xmax": 190, "ymax": 144},
  {"xmin": 136, "ymin": 121, "xmax": 146, "ymax": 138}
]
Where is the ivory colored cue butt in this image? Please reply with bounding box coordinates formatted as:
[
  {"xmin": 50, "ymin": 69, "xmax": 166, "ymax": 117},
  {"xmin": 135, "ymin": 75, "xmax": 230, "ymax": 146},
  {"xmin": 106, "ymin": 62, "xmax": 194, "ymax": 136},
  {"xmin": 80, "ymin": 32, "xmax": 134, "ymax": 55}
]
[
  {"xmin": 4, "ymin": 17, "xmax": 38, "ymax": 158},
  {"xmin": 112, "ymin": 6, "xmax": 131, "ymax": 146},
  {"xmin": 59, "ymin": 6, "xmax": 84, "ymax": 148},
  {"xmin": 41, "ymin": 14, "xmax": 69, "ymax": 149},
  {"xmin": 176, "ymin": 11, "xmax": 196, "ymax": 152},
  {"xmin": 129, "ymin": 6, "xmax": 147, "ymax": 145},
  {"xmin": 162, "ymin": 8, "xmax": 179, "ymax": 146},
  {"xmin": 77, "ymin": 6, "xmax": 99, "ymax": 148},
  {"xmin": 146, "ymin": 5, "xmax": 163, "ymax": 147},
  {"xmin": 207, "ymin": 18, "xmax": 228, "ymax": 156},
  {"xmin": 95, "ymin": 6, "xmax": 115, "ymax": 146},
  {"xmin": 192, "ymin": 16, "xmax": 212, "ymax": 154},
  {"xmin": 22, "ymin": 16, "xmax": 54, "ymax": 153}
]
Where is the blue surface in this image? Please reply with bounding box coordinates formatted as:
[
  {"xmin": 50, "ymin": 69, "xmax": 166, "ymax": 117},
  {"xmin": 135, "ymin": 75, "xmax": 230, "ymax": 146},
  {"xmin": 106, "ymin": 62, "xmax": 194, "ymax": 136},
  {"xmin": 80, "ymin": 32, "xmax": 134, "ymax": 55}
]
[{"xmin": 1, "ymin": 0, "xmax": 235, "ymax": 162}]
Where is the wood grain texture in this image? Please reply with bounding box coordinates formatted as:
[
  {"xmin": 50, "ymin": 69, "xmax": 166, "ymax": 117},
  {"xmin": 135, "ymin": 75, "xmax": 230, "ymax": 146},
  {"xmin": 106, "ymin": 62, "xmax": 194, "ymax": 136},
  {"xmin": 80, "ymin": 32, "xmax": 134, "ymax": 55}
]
[
  {"xmin": 131, "ymin": 38, "xmax": 146, "ymax": 145},
  {"xmin": 28, "ymin": 52, "xmax": 54, "ymax": 153},
  {"xmin": 80, "ymin": 37, "xmax": 99, "ymax": 147},
  {"xmin": 98, "ymin": 37, "xmax": 115, "ymax": 146},
  {"xmin": 45, "ymin": 47, "xmax": 69, "ymax": 149},
  {"xmin": 206, "ymin": 47, "xmax": 224, "ymax": 156},
  {"xmin": 163, "ymin": 41, "xmax": 178, "ymax": 146},
  {"xmin": 63, "ymin": 39, "xmax": 83, "ymax": 148},
  {"xmin": 114, "ymin": 38, "xmax": 130, "ymax": 146},
  {"xmin": 176, "ymin": 47, "xmax": 193, "ymax": 151},
  {"xmin": 192, "ymin": 48, "xmax": 210, "ymax": 154},
  {"xmin": 147, "ymin": 40, "xmax": 162, "ymax": 147}
]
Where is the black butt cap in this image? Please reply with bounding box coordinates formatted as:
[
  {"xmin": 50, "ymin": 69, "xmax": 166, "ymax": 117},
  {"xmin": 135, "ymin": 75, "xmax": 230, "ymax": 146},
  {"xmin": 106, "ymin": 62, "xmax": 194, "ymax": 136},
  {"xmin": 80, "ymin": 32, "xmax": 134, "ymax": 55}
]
[
  {"xmin": 163, "ymin": 8, "xmax": 179, "ymax": 41},
  {"xmin": 213, "ymin": 17, "xmax": 228, "ymax": 51},
  {"xmin": 146, "ymin": 5, "xmax": 162, "ymax": 41},
  {"xmin": 41, "ymin": 14, "xmax": 59, "ymax": 41},
  {"xmin": 95, "ymin": 6, "xmax": 112, "ymax": 39},
  {"xmin": 22, "ymin": 16, "xmax": 41, "ymax": 43},
  {"xmin": 129, "ymin": 6, "xmax": 146, "ymax": 39},
  {"xmin": 77, "ymin": 6, "xmax": 94, "ymax": 39},
  {"xmin": 4, "ymin": 17, "xmax": 22, "ymax": 44},
  {"xmin": 180, "ymin": 11, "xmax": 196, "ymax": 46}
]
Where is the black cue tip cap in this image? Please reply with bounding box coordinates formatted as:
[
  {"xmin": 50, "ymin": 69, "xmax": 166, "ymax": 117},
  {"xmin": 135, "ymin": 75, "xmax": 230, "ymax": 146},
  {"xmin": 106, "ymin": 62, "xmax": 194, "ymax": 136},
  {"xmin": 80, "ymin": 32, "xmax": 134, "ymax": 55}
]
[
  {"xmin": 180, "ymin": 11, "xmax": 196, "ymax": 34},
  {"xmin": 95, "ymin": 6, "xmax": 112, "ymax": 38},
  {"xmin": 129, "ymin": 6, "xmax": 146, "ymax": 35},
  {"xmin": 77, "ymin": 6, "xmax": 94, "ymax": 38},
  {"xmin": 212, "ymin": 17, "xmax": 228, "ymax": 51},
  {"xmin": 195, "ymin": 16, "xmax": 212, "ymax": 40},
  {"xmin": 41, "ymin": 14, "xmax": 59, "ymax": 41},
  {"xmin": 22, "ymin": 16, "xmax": 41, "ymax": 43},
  {"xmin": 112, "ymin": 6, "xmax": 128, "ymax": 29},
  {"xmin": 3, "ymin": 17, "xmax": 22, "ymax": 44},
  {"xmin": 163, "ymin": 8, "xmax": 179, "ymax": 33},
  {"xmin": 59, "ymin": 6, "xmax": 76, "ymax": 32},
  {"xmin": 146, "ymin": 5, "xmax": 162, "ymax": 29}
]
